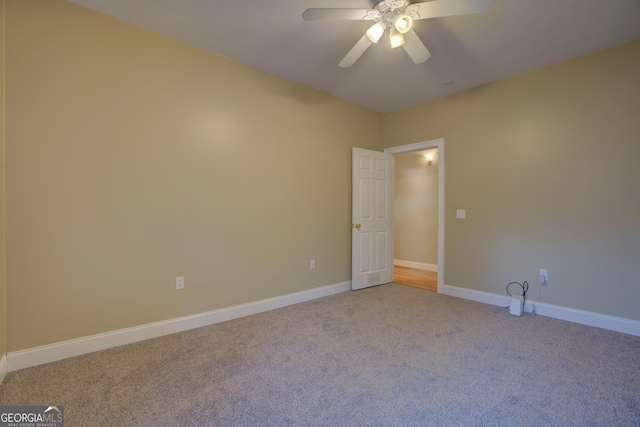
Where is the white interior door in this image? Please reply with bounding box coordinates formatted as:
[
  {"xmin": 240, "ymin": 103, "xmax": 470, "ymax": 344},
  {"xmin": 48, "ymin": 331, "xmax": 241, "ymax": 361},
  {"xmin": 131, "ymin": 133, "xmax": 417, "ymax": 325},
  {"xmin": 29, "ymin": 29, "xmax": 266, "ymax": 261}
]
[{"xmin": 352, "ymin": 148, "xmax": 393, "ymax": 290}]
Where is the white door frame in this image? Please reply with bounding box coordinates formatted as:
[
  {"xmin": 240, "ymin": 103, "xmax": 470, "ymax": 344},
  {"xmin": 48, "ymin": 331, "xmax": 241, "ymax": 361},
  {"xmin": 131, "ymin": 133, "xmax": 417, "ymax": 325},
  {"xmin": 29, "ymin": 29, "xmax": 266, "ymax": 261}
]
[{"xmin": 385, "ymin": 138, "xmax": 445, "ymax": 293}]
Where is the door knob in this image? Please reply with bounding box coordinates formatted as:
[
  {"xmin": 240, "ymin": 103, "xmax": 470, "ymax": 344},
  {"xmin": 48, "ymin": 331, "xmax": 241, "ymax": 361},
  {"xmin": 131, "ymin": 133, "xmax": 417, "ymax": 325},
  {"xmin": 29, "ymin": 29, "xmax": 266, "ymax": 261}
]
[{"xmin": 354, "ymin": 223, "xmax": 361, "ymax": 229}]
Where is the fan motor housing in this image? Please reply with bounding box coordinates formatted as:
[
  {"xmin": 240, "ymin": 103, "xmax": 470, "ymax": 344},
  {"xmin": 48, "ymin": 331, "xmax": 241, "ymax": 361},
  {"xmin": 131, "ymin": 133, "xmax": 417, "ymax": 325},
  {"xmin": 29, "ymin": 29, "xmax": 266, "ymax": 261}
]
[{"xmin": 373, "ymin": 0, "xmax": 410, "ymax": 13}]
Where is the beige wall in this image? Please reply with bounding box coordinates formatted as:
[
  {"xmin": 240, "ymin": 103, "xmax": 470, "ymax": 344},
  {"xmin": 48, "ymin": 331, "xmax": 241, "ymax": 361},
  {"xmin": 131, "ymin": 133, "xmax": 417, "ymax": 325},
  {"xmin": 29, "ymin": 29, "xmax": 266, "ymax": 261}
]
[
  {"xmin": 384, "ymin": 38, "xmax": 640, "ymax": 321},
  {"xmin": 4, "ymin": 1, "xmax": 639, "ymax": 355},
  {"xmin": 0, "ymin": 0, "xmax": 6, "ymax": 359},
  {"xmin": 394, "ymin": 152, "xmax": 438, "ymax": 266},
  {"xmin": 5, "ymin": 0, "xmax": 382, "ymax": 352}
]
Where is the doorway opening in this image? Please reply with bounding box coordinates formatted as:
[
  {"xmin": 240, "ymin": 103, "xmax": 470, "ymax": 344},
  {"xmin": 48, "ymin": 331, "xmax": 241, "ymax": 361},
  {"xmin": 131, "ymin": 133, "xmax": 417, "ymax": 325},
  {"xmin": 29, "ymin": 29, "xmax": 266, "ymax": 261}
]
[{"xmin": 385, "ymin": 139, "xmax": 444, "ymax": 293}]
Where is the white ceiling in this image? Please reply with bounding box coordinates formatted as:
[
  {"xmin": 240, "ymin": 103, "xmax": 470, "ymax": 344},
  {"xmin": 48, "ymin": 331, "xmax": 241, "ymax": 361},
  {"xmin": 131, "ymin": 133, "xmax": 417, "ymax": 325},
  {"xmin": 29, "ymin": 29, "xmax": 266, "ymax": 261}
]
[{"xmin": 68, "ymin": 0, "xmax": 640, "ymax": 113}]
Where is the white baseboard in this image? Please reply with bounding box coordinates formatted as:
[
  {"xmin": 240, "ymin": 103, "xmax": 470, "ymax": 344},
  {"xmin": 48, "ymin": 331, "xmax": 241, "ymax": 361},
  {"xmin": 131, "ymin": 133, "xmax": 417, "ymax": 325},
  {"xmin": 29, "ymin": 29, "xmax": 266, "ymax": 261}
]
[
  {"xmin": 440, "ymin": 284, "xmax": 640, "ymax": 337},
  {"xmin": 394, "ymin": 259, "xmax": 437, "ymax": 271},
  {"xmin": 440, "ymin": 284, "xmax": 508, "ymax": 307},
  {"xmin": 7, "ymin": 281, "xmax": 351, "ymax": 372},
  {"xmin": 0, "ymin": 355, "xmax": 7, "ymax": 386}
]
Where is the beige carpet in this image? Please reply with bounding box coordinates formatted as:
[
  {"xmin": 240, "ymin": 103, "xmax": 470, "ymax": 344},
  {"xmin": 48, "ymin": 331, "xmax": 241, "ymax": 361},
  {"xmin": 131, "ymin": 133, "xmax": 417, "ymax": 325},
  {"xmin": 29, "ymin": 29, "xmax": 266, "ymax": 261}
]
[{"xmin": 1, "ymin": 283, "xmax": 639, "ymax": 426}]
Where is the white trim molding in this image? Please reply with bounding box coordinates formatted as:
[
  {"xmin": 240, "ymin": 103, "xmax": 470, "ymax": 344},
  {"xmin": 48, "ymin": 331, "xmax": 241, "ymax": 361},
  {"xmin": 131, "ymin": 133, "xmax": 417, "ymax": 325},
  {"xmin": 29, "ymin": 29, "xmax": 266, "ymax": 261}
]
[
  {"xmin": 440, "ymin": 284, "xmax": 640, "ymax": 337},
  {"xmin": 7, "ymin": 281, "xmax": 351, "ymax": 372},
  {"xmin": 0, "ymin": 355, "xmax": 7, "ymax": 386},
  {"xmin": 385, "ymin": 138, "xmax": 445, "ymax": 293},
  {"xmin": 394, "ymin": 260, "xmax": 437, "ymax": 271},
  {"xmin": 385, "ymin": 139, "xmax": 444, "ymax": 155}
]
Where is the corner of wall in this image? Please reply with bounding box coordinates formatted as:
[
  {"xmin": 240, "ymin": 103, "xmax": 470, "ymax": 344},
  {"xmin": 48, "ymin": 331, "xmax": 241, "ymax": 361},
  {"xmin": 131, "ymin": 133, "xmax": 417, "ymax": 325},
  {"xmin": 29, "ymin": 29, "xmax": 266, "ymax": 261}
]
[{"xmin": 0, "ymin": 0, "xmax": 7, "ymax": 375}]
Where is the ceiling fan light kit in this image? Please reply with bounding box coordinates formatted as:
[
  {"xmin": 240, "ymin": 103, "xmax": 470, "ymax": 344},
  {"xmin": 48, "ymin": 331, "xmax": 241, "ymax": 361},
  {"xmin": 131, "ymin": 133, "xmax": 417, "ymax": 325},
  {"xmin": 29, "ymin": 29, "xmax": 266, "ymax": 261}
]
[
  {"xmin": 393, "ymin": 13, "xmax": 413, "ymax": 34},
  {"xmin": 366, "ymin": 22, "xmax": 386, "ymax": 43},
  {"xmin": 302, "ymin": 0, "xmax": 492, "ymax": 67},
  {"xmin": 389, "ymin": 27, "xmax": 406, "ymax": 48}
]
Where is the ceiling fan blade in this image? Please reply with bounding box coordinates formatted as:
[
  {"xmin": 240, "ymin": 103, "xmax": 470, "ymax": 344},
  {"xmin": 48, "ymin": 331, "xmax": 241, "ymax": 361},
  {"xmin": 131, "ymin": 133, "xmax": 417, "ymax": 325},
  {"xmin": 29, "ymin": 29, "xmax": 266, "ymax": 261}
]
[
  {"xmin": 406, "ymin": 0, "xmax": 492, "ymax": 20},
  {"xmin": 402, "ymin": 29, "xmax": 431, "ymax": 64},
  {"xmin": 339, "ymin": 34, "xmax": 373, "ymax": 68},
  {"xmin": 302, "ymin": 8, "xmax": 374, "ymax": 21}
]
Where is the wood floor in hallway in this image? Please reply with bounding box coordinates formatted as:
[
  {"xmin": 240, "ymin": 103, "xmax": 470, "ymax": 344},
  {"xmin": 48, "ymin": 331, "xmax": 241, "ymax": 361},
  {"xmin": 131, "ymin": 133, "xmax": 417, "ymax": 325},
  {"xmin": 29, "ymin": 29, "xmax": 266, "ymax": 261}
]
[{"xmin": 393, "ymin": 266, "xmax": 437, "ymax": 292}]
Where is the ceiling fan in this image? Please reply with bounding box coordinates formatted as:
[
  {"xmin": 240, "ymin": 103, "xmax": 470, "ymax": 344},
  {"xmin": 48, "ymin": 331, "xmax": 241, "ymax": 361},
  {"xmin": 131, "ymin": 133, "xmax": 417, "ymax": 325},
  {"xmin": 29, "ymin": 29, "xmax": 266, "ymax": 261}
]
[{"xmin": 302, "ymin": 0, "xmax": 492, "ymax": 68}]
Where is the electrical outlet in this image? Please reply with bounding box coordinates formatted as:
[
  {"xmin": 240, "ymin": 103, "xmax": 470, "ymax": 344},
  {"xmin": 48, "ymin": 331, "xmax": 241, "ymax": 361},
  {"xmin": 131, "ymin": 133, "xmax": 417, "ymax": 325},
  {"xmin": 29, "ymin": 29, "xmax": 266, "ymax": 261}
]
[
  {"xmin": 539, "ymin": 269, "xmax": 548, "ymax": 285},
  {"xmin": 176, "ymin": 276, "xmax": 184, "ymax": 290},
  {"xmin": 456, "ymin": 209, "xmax": 466, "ymax": 219},
  {"xmin": 310, "ymin": 260, "xmax": 315, "ymax": 270}
]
